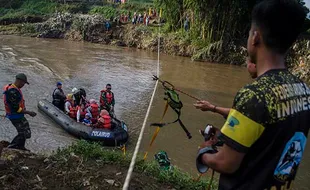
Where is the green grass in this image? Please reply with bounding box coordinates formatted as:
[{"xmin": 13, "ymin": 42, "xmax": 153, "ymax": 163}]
[
  {"xmin": 0, "ymin": 0, "xmax": 57, "ymax": 19},
  {"xmin": 17, "ymin": 22, "xmax": 36, "ymax": 33},
  {"xmin": 131, "ymin": 0, "xmax": 153, "ymax": 3},
  {"xmin": 89, "ymin": 6, "xmax": 118, "ymax": 19},
  {"xmin": 0, "ymin": 2, "xmax": 53, "ymax": 22},
  {"xmin": 0, "ymin": 24, "xmax": 18, "ymax": 32},
  {"xmin": 0, "ymin": 0, "xmax": 155, "ymax": 21},
  {"xmin": 88, "ymin": 0, "xmax": 155, "ymax": 19},
  {"xmin": 119, "ymin": 1, "xmax": 154, "ymax": 13},
  {"xmin": 53, "ymin": 140, "xmax": 217, "ymax": 190},
  {"xmin": 0, "ymin": 0, "xmax": 90, "ymax": 21}
]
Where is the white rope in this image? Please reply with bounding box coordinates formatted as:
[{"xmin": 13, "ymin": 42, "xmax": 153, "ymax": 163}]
[{"xmin": 122, "ymin": 21, "xmax": 161, "ymax": 190}]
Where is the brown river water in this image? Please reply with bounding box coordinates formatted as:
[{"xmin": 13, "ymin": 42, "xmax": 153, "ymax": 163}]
[{"xmin": 0, "ymin": 35, "xmax": 309, "ymax": 189}]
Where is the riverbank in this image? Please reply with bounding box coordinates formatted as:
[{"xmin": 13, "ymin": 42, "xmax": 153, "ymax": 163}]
[
  {"xmin": 1, "ymin": 11, "xmax": 309, "ymax": 84},
  {"xmin": 0, "ymin": 140, "xmax": 215, "ymax": 190},
  {"xmin": 1, "ymin": 0, "xmax": 310, "ymax": 74},
  {"xmin": 0, "ymin": 12, "xmax": 246, "ymax": 64}
]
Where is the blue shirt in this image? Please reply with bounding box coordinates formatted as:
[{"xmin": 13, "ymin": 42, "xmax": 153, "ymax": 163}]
[{"xmin": 83, "ymin": 118, "xmax": 91, "ymax": 124}]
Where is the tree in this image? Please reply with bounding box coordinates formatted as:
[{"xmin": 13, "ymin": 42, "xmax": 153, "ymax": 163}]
[
  {"xmin": 155, "ymin": 0, "xmax": 310, "ymax": 43},
  {"xmin": 155, "ymin": 0, "xmax": 184, "ymax": 31}
]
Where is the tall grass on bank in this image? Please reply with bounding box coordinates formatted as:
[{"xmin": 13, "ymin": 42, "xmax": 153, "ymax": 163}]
[
  {"xmin": 89, "ymin": 6, "xmax": 117, "ymax": 19},
  {"xmin": 0, "ymin": 0, "xmax": 154, "ymax": 22},
  {"xmin": 53, "ymin": 140, "xmax": 217, "ymax": 190},
  {"xmin": 89, "ymin": 1, "xmax": 155, "ymax": 19},
  {"xmin": 0, "ymin": 0, "xmax": 90, "ymax": 20},
  {"xmin": 0, "ymin": 0, "xmax": 57, "ymax": 19}
]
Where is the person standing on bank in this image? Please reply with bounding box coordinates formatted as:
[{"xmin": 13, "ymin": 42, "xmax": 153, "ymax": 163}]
[
  {"xmin": 52, "ymin": 82, "xmax": 66, "ymax": 111},
  {"xmin": 196, "ymin": 1, "xmax": 310, "ymax": 190},
  {"xmin": 3, "ymin": 73, "xmax": 37, "ymax": 151}
]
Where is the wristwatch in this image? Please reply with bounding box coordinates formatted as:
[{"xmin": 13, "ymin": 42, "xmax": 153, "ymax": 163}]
[{"xmin": 196, "ymin": 146, "xmax": 218, "ymax": 173}]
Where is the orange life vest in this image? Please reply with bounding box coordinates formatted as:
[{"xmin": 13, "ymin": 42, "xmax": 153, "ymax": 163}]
[
  {"xmin": 100, "ymin": 90, "xmax": 114, "ymax": 106},
  {"xmin": 90, "ymin": 103, "xmax": 99, "ymax": 118},
  {"xmin": 98, "ymin": 115, "xmax": 111, "ymax": 129},
  {"xmin": 77, "ymin": 106, "xmax": 86, "ymax": 119},
  {"xmin": 3, "ymin": 84, "xmax": 25, "ymax": 119},
  {"xmin": 102, "ymin": 115, "xmax": 111, "ymax": 129},
  {"xmin": 105, "ymin": 92, "xmax": 113, "ymax": 104},
  {"xmin": 69, "ymin": 106, "xmax": 77, "ymax": 119}
]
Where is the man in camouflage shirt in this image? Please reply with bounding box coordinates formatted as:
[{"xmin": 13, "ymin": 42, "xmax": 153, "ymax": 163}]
[
  {"xmin": 3, "ymin": 73, "xmax": 36, "ymax": 151},
  {"xmin": 196, "ymin": 1, "xmax": 310, "ymax": 190}
]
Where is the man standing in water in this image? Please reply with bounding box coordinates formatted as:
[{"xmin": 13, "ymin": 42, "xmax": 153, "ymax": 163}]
[
  {"xmin": 3, "ymin": 73, "xmax": 37, "ymax": 151},
  {"xmin": 196, "ymin": 1, "xmax": 310, "ymax": 190}
]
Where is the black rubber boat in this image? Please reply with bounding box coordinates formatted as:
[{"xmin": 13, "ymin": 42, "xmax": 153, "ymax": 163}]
[{"xmin": 37, "ymin": 99, "xmax": 128, "ymax": 146}]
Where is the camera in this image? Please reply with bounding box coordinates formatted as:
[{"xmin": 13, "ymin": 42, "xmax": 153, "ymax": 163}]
[
  {"xmin": 196, "ymin": 124, "xmax": 219, "ymax": 173},
  {"xmin": 200, "ymin": 124, "xmax": 217, "ymax": 141},
  {"xmin": 200, "ymin": 124, "xmax": 224, "ymax": 147}
]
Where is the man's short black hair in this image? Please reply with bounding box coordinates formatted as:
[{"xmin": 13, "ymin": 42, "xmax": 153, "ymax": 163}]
[
  {"xmin": 106, "ymin": 84, "xmax": 111, "ymax": 87},
  {"xmin": 252, "ymin": 0, "xmax": 307, "ymax": 54}
]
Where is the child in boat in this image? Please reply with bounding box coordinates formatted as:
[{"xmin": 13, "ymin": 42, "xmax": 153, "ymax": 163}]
[
  {"xmin": 64, "ymin": 94, "xmax": 74, "ymax": 115},
  {"xmin": 90, "ymin": 110, "xmax": 111, "ymax": 129},
  {"xmin": 86, "ymin": 99, "xmax": 99, "ymax": 124},
  {"xmin": 82, "ymin": 113, "xmax": 92, "ymax": 126},
  {"xmin": 77, "ymin": 103, "xmax": 87, "ymax": 122}
]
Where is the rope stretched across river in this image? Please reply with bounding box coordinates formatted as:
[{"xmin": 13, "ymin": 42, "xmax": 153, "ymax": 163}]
[
  {"xmin": 122, "ymin": 21, "xmax": 203, "ymax": 189},
  {"xmin": 122, "ymin": 25, "xmax": 161, "ymax": 190}
]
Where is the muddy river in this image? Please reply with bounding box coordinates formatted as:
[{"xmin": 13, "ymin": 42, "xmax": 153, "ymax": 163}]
[{"xmin": 0, "ymin": 35, "xmax": 308, "ymax": 189}]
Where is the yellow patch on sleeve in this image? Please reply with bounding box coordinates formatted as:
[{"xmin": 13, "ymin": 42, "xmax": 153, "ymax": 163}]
[
  {"xmin": 221, "ymin": 109, "xmax": 265, "ymax": 148},
  {"xmin": 17, "ymin": 107, "xmax": 23, "ymax": 113}
]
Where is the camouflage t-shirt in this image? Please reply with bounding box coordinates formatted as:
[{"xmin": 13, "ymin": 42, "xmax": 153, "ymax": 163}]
[{"xmin": 219, "ymin": 69, "xmax": 310, "ymax": 190}]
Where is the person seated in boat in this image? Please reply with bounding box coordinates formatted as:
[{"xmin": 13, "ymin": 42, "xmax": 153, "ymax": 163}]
[
  {"xmin": 100, "ymin": 84, "xmax": 115, "ymax": 114},
  {"xmin": 64, "ymin": 94, "xmax": 74, "ymax": 114},
  {"xmin": 90, "ymin": 110, "xmax": 111, "ymax": 129},
  {"xmin": 72, "ymin": 88, "xmax": 87, "ymax": 106},
  {"xmin": 67, "ymin": 94, "xmax": 78, "ymax": 119},
  {"xmin": 82, "ymin": 113, "xmax": 92, "ymax": 126},
  {"xmin": 76, "ymin": 103, "xmax": 87, "ymax": 122},
  {"xmin": 69, "ymin": 106, "xmax": 77, "ymax": 119},
  {"xmin": 52, "ymin": 82, "xmax": 66, "ymax": 111},
  {"xmin": 86, "ymin": 99, "xmax": 100, "ymax": 124}
]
